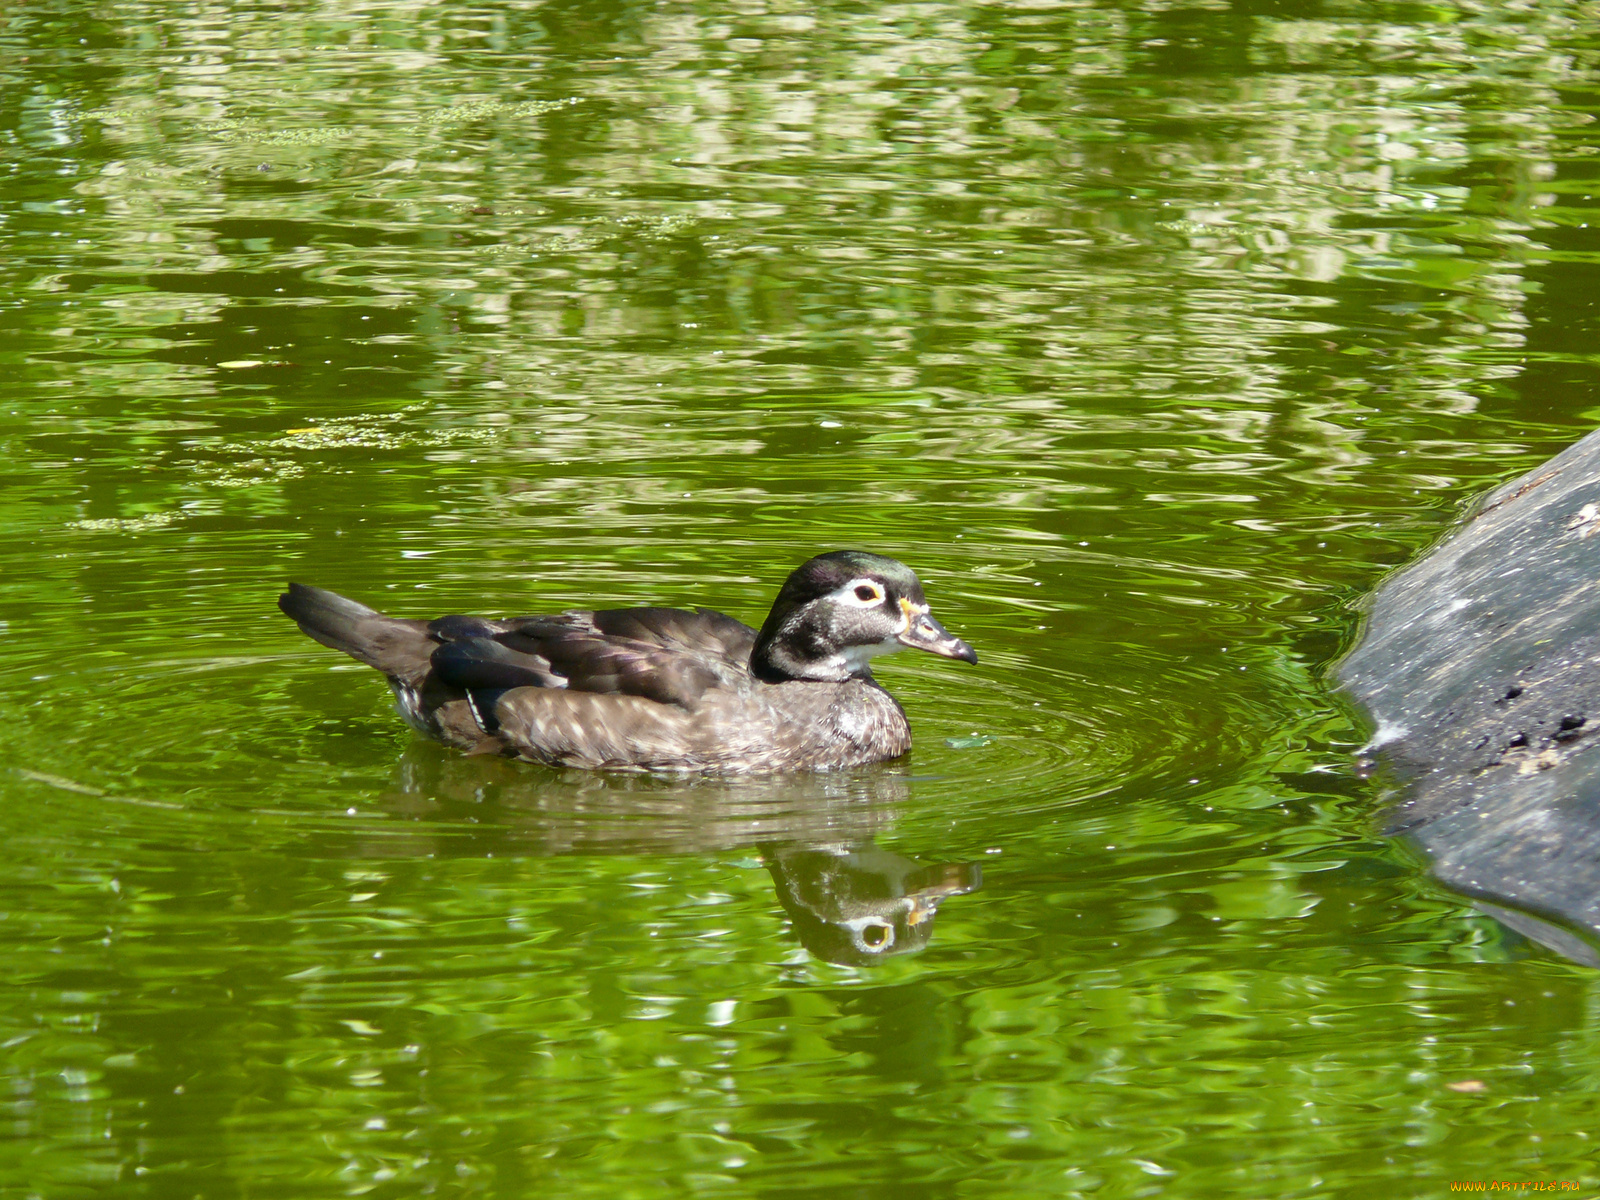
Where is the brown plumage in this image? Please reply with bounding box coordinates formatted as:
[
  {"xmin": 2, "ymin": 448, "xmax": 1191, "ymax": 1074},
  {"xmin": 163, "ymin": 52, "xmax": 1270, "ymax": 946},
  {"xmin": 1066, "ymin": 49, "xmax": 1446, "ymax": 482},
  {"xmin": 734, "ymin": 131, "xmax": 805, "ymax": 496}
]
[{"xmin": 278, "ymin": 551, "xmax": 977, "ymax": 774}]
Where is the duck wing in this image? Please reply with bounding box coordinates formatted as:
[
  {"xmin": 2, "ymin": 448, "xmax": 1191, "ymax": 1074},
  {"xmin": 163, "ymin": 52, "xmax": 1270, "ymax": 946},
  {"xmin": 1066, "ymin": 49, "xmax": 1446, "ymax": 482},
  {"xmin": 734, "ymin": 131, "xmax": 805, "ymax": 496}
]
[
  {"xmin": 427, "ymin": 606, "xmax": 758, "ymax": 711},
  {"xmin": 281, "ymin": 587, "xmax": 771, "ymax": 766}
]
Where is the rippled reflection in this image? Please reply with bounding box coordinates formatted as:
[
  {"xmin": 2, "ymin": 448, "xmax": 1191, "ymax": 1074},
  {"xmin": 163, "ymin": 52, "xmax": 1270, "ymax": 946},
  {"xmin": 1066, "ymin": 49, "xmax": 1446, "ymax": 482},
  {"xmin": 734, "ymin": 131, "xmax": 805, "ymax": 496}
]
[{"xmin": 381, "ymin": 749, "xmax": 983, "ymax": 966}]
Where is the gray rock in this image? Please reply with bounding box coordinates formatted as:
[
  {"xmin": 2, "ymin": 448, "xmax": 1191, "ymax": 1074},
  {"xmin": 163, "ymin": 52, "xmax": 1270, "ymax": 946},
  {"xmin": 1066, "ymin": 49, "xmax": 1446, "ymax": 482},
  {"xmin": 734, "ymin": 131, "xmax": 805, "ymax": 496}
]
[{"xmin": 1337, "ymin": 429, "xmax": 1600, "ymax": 965}]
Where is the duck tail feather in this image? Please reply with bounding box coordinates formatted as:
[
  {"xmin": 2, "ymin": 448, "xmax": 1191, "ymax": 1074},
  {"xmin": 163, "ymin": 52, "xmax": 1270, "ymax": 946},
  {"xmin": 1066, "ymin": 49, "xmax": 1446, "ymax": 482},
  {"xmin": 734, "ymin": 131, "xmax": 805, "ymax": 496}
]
[{"xmin": 279, "ymin": 583, "xmax": 434, "ymax": 683}]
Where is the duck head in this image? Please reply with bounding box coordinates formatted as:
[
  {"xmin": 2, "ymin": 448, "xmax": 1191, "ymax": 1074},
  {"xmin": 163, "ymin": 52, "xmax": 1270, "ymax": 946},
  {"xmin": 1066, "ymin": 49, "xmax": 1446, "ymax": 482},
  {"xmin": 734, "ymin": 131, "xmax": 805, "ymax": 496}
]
[{"xmin": 751, "ymin": 551, "xmax": 978, "ymax": 683}]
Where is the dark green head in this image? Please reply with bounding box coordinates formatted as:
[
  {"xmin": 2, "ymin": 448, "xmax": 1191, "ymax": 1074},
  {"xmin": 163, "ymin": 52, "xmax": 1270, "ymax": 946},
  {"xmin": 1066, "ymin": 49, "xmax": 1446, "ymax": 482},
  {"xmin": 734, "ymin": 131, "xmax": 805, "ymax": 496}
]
[{"xmin": 751, "ymin": 551, "xmax": 977, "ymax": 683}]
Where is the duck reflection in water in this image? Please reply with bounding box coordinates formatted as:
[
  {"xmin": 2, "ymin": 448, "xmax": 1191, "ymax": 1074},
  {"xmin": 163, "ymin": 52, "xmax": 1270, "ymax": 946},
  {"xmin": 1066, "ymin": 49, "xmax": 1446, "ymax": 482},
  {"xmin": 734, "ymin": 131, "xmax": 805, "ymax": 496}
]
[
  {"xmin": 359, "ymin": 746, "xmax": 981, "ymax": 965},
  {"xmin": 763, "ymin": 843, "xmax": 981, "ymax": 966}
]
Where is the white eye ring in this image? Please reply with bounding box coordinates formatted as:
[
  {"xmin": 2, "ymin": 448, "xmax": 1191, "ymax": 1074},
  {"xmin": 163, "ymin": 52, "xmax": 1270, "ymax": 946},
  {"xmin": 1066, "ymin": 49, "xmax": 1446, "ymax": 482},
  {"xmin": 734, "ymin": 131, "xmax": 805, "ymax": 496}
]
[
  {"xmin": 847, "ymin": 915, "xmax": 896, "ymax": 952},
  {"xmin": 838, "ymin": 578, "xmax": 885, "ymax": 606}
]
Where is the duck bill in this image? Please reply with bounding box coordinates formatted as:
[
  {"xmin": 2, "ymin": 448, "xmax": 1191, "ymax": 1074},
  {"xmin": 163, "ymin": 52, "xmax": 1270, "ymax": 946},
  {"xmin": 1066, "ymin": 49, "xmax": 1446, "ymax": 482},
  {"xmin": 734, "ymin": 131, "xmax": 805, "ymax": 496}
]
[
  {"xmin": 897, "ymin": 603, "xmax": 978, "ymax": 664},
  {"xmin": 905, "ymin": 862, "xmax": 984, "ymax": 925}
]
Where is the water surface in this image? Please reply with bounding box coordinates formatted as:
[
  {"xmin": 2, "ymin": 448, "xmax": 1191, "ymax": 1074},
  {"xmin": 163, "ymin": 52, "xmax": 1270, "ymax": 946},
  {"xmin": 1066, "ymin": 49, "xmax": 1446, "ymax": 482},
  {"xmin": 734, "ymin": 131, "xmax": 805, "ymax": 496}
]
[{"xmin": 3, "ymin": 1, "xmax": 1600, "ymax": 1196}]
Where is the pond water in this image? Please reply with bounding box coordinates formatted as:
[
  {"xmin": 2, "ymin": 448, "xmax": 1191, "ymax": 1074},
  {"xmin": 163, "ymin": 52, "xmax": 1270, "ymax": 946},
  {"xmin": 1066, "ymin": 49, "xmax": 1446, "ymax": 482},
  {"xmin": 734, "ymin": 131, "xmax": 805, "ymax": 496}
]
[{"xmin": 4, "ymin": 0, "xmax": 1600, "ymax": 1195}]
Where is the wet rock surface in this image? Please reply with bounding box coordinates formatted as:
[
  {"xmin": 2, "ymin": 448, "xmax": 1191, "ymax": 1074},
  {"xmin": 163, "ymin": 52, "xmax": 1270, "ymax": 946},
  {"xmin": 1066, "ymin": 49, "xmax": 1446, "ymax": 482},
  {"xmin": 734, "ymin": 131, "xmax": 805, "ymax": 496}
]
[{"xmin": 1338, "ymin": 429, "xmax": 1600, "ymax": 964}]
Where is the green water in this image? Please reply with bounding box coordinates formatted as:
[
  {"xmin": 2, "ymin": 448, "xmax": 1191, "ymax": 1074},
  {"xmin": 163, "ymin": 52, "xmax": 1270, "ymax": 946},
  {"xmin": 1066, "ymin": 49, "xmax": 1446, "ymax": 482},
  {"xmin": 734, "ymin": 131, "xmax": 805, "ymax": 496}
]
[{"xmin": 4, "ymin": 0, "xmax": 1600, "ymax": 1195}]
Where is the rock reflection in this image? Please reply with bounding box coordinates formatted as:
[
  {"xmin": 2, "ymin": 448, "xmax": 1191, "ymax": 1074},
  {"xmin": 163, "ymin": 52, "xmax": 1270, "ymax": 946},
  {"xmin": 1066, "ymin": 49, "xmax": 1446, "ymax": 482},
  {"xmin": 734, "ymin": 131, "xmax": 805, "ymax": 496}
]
[{"xmin": 363, "ymin": 745, "xmax": 981, "ymax": 965}]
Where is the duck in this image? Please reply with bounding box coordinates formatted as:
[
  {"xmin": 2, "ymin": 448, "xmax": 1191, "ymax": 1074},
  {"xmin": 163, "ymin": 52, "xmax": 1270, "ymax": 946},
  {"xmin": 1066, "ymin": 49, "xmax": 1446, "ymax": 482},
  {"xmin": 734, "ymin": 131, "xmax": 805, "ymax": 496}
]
[{"xmin": 278, "ymin": 551, "xmax": 977, "ymax": 774}]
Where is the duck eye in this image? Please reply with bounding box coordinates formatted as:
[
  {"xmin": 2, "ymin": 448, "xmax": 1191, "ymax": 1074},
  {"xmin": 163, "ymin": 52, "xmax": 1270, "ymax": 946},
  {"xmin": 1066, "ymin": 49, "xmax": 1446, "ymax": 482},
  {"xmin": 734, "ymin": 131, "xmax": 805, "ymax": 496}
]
[
  {"xmin": 860, "ymin": 922, "xmax": 892, "ymax": 949},
  {"xmin": 854, "ymin": 584, "xmax": 880, "ymax": 602}
]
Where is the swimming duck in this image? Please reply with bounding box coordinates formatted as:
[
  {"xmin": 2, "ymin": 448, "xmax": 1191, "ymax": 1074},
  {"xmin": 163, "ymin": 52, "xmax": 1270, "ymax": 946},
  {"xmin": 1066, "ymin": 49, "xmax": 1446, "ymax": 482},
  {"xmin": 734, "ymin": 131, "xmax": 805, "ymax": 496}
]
[{"xmin": 278, "ymin": 551, "xmax": 976, "ymax": 774}]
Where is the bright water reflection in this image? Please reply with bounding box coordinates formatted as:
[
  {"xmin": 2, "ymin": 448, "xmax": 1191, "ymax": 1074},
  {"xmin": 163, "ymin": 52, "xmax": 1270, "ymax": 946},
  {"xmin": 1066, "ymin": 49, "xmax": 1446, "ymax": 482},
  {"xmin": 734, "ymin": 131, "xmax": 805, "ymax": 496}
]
[{"xmin": 3, "ymin": 0, "xmax": 1600, "ymax": 1195}]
